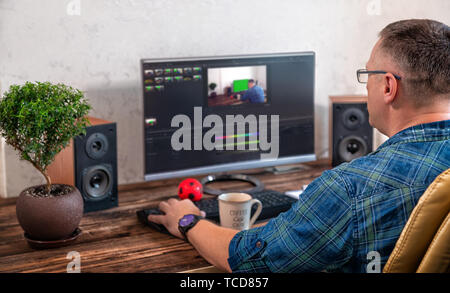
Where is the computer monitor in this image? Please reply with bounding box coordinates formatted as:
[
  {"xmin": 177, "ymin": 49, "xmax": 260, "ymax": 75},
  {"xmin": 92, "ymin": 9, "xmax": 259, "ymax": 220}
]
[
  {"xmin": 141, "ymin": 52, "xmax": 315, "ymax": 181},
  {"xmin": 233, "ymin": 79, "xmax": 249, "ymax": 92}
]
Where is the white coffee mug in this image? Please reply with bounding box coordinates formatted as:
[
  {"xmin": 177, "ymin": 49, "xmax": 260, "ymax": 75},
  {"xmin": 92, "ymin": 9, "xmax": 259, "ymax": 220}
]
[{"xmin": 218, "ymin": 193, "xmax": 263, "ymax": 230}]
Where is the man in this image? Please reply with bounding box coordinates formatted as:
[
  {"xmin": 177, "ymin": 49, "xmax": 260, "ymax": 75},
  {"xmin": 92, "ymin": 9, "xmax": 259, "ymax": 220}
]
[
  {"xmin": 148, "ymin": 19, "xmax": 450, "ymax": 273},
  {"xmin": 240, "ymin": 79, "xmax": 265, "ymax": 103}
]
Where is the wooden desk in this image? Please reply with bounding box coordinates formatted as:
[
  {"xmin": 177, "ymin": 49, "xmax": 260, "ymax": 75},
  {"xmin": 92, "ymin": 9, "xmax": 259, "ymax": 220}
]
[{"xmin": 0, "ymin": 160, "xmax": 330, "ymax": 273}]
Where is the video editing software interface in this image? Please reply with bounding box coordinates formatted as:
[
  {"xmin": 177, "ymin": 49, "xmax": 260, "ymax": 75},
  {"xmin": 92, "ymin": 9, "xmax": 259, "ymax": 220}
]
[{"xmin": 142, "ymin": 53, "xmax": 315, "ymax": 177}]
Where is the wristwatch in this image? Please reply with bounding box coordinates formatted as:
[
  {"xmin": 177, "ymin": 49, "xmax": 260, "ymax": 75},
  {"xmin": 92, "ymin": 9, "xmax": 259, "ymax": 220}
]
[{"xmin": 178, "ymin": 214, "xmax": 203, "ymax": 241}]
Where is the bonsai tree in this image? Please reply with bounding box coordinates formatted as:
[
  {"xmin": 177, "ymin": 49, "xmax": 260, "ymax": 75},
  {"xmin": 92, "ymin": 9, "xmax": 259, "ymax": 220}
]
[
  {"xmin": 0, "ymin": 81, "xmax": 91, "ymax": 195},
  {"xmin": 208, "ymin": 82, "xmax": 217, "ymax": 92},
  {"xmin": 208, "ymin": 83, "xmax": 218, "ymax": 99}
]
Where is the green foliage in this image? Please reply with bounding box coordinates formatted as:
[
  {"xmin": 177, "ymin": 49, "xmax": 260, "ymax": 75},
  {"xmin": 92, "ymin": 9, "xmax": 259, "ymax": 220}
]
[
  {"xmin": 209, "ymin": 83, "xmax": 217, "ymax": 91},
  {"xmin": 0, "ymin": 81, "xmax": 91, "ymax": 192}
]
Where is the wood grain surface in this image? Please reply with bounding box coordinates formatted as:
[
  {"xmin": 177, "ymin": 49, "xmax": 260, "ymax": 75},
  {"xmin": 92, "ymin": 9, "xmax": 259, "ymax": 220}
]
[{"xmin": 0, "ymin": 160, "xmax": 330, "ymax": 273}]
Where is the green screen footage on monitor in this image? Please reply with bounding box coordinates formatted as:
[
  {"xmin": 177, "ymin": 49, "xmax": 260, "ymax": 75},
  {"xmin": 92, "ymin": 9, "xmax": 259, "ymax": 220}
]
[
  {"xmin": 233, "ymin": 79, "xmax": 249, "ymax": 92},
  {"xmin": 207, "ymin": 65, "xmax": 268, "ymax": 107}
]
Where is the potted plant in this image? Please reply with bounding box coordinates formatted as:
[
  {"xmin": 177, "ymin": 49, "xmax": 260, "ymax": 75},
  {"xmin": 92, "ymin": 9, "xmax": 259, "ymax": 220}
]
[
  {"xmin": 0, "ymin": 81, "xmax": 91, "ymax": 243},
  {"xmin": 208, "ymin": 82, "xmax": 217, "ymax": 99}
]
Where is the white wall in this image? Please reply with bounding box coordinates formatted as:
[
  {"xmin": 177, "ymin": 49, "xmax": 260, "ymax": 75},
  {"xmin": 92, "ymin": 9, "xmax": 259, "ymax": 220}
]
[
  {"xmin": 0, "ymin": 0, "xmax": 449, "ymax": 197},
  {"xmin": 0, "ymin": 138, "xmax": 5, "ymax": 197}
]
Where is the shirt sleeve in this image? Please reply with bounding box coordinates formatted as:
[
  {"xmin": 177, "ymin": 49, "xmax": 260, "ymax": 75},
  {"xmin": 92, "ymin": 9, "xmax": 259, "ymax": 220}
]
[
  {"xmin": 227, "ymin": 169, "xmax": 354, "ymax": 273},
  {"xmin": 240, "ymin": 89, "xmax": 250, "ymax": 101}
]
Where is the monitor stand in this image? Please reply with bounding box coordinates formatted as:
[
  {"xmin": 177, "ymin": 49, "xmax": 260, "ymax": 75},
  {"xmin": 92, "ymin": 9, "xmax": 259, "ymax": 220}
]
[
  {"xmin": 265, "ymin": 163, "xmax": 311, "ymax": 175},
  {"xmin": 200, "ymin": 174, "xmax": 265, "ymax": 196}
]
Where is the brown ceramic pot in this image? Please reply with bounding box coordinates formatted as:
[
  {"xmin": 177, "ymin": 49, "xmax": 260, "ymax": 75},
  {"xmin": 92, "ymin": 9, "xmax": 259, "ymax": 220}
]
[{"xmin": 16, "ymin": 184, "xmax": 84, "ymax": 241}]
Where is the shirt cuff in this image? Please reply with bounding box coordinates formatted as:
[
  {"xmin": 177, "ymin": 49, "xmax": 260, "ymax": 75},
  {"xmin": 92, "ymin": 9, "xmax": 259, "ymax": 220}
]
[{"xmin": 227, "ymin": 226, "xmax": 265, "ymax": 271}]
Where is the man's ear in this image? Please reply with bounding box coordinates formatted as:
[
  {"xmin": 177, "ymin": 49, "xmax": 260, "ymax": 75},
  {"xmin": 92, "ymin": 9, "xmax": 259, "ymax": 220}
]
[{"xmin": 383, "ymin": 73, "xmax": 398, "ymax": 104}]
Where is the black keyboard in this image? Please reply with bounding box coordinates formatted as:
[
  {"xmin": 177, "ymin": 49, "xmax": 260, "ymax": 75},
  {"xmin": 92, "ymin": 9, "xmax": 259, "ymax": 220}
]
[{"xmin": 137, "ymin": 189, "xmax": 297, "ymax": 233}]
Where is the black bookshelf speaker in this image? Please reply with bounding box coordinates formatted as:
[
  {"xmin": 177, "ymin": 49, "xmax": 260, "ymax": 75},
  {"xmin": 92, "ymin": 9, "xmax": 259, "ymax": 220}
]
[
  {"xmin": 329, "ymin": 96, "xmax": 373, "ymax": 167},
  {"xmin": 48, "ymin": 117, "xmax": 118, "ymax": 213},
  {"xmin": 74, "ymin": 119, "xmax": 118, "ymax": 213}
]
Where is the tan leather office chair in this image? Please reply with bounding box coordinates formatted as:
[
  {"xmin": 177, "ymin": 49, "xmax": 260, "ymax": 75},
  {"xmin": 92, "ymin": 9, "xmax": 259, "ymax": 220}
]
[{"xmin": 383, "ymin": 168, "xmax": 450, "ymax": 273}]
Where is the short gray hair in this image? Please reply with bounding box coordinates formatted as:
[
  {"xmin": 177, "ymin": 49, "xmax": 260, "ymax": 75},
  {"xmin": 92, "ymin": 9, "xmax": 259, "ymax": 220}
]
[{"xmin": 379, "ymin": 19, "xmax": 449, "ymax": 106}]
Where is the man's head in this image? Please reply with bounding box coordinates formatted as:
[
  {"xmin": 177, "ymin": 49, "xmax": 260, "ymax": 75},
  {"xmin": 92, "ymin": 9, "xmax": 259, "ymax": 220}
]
[
  {"xmin": 365, "ymin": 19, "xmax": 449, "ymax": 135},
  {"xmin": 248, "ymin": 79, "xmax": 255, "ymax": 89}
]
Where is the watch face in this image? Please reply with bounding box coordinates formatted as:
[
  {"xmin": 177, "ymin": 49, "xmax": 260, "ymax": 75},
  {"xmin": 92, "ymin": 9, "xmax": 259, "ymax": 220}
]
[{"xmin": 179, "ymin": 214, "xmax": 195, "ymax": 227}]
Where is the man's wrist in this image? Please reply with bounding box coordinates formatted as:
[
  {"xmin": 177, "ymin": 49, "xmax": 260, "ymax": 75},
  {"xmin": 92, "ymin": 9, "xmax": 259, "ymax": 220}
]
[
  {"xmin": 178, "ymin": 214, "xmax": 203, "ymax": 241},
  {"xmin": 184, "ymin": 218, "xmax": 207, "ymax": 242}
]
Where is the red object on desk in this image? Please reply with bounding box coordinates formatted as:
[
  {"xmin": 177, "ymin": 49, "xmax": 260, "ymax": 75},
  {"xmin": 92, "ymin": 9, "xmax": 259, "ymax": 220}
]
[{"xmin": 178, "ymin": 178, "xmax": 203, "ymax": 201}]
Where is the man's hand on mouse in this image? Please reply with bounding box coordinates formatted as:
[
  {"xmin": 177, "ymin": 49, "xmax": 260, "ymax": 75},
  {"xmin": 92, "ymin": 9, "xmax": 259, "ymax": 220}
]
[{"xmin": 147, "ymin": 198, "xmax": 206, "ymax": 239}]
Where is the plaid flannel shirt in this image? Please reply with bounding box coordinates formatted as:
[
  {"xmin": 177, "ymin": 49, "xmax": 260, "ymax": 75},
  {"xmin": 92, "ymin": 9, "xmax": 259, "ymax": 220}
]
[
  {"xmin": 228, "ymin": 120, "xmax": 450, "ymax": 273},
  {"xmin": 241, "ymin": 85, "xmax": 265, "ymax": 103}
]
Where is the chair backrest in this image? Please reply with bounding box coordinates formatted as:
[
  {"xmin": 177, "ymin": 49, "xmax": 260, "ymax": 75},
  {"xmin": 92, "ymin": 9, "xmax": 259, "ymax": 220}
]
[
  {"xmin": 416, "ymin": 212, "xmax": 450, "ymax": 273},
  {"xmin": 383, "ymin": 168, "xmax": 450, "ymax": 273}
]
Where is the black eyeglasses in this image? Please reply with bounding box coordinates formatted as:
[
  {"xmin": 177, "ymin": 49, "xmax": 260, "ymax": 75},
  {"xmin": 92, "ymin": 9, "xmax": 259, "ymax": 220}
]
[{"xmin": 357, "ymin": 69, "xmax": 402, "ymax": 84}]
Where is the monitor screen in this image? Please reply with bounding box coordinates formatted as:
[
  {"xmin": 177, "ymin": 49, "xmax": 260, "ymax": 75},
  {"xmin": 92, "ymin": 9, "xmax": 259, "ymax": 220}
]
[
  {"xmin": 233, "ymin": 79, "xmax": 250, "ymax": 93},
  {"xmin": 142, "ymin": 52, "xmax": 315, "ymax": 181}
]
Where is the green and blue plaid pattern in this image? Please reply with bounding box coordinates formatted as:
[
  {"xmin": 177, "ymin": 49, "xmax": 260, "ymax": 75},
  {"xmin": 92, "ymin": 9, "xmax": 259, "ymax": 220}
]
[{"xmin": 228, "ymin": 120, "xmax": 450, "ymax": 273}]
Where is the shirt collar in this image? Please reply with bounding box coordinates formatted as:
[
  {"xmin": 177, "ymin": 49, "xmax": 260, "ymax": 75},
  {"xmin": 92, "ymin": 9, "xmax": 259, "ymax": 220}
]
[{"xmin": 377, "ymin": 119, "xmax": 450, "ymax": 150}]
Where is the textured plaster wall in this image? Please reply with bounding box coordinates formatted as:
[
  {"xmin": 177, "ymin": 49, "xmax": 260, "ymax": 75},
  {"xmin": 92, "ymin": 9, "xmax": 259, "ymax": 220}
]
[
  {"xmin": 0, "ymin": 0, "xmax": 448, "ymax": 197},
  {"xmin": 0, "ymin": 138, "xmax": 5, "ymax": 197}
]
